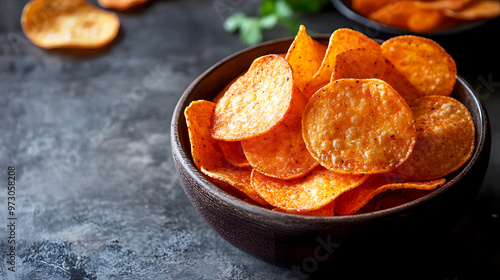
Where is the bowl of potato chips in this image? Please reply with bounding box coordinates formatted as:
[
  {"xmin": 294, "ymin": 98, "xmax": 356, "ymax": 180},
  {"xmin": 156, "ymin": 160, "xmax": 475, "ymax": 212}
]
[
  {"xmin": 332, "ymin": 0, "xmax": 500, "ymax": 35},
  {"xmin": 171, "ymin": 26, "xmax": 490, "ymax": 267}
]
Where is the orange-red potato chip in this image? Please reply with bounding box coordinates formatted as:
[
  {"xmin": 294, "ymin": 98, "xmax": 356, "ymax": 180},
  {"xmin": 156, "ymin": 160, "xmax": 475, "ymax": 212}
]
[
  {"xmin": 185, "ymin": 100, "xmax": 227, "ymax": 170},
  {"xmin": 217, "ymin": 141, "xmax": 250, "ymax": 168},
  {"xmin": 273, "ymin": 201, "xmax": 335, "ymax": 216},
  {"xmin": 251, "ymin": 167, "xmax": 367, "ymax": 212},
  {"xmin": 331, "ymin": 48, "xmax": 421, "ymax": 105},
  {"xmin": 381, "ymin": 35, "xmax": 457, "ymax": 97},
  {"xmin": 335, "ymin": 174, "xmax": 445, "ymax": 215},
  {"xmin": 21, "ymin": 0, "xmax": 120, "ymax": 49},
  {"xmin": 444, "ymin": 0, "xmax": 500, "ymax": 20},
  {"xmin": 302, "ymin": 79, "xmax": 416, "ymax": 175},
  {"xmin": 368, "ymin": 1, "xmax": 418, "ymax": 30},
  {"xmin": 415, "ymin": 0, "xmax": 472, "ymax": 11},
  {"xmin": 201, "ymin": 167, "xmax": 268, "ymax": 206},
  {"xmin": 352, "ymin": 0, "xmax": 395, "ymax": 16},
  {"xmin": 285, "ymin": 25, "xmax": 327, "ymax": 97},
  {"xmin": 211, "ymin": 54, "xmax": 294, "ymax": 141},
  {"xmin": 185, "ymin": 100, "xmax": 266, "ymax": 205},
  {"xmin": 307, "ymin": 28, "xmax": 381, "ymax": 97},
  {"xmin": 407, "ymin": 9, "xmax": 447, "ymax": 33},
  {"xmin": 241, "ymin": 92, "xmax": 318, "ymax": 179},
  {"xmin": 393, "ymin": 95, "xmax": 475, "ymax": 181},
  {"xmin": 98, "ymin": 0, "xmax": 149, "ymax": 11},
  {"xmin": 369, "ymin": 189, "xmax": 434, "ymax": 212}
]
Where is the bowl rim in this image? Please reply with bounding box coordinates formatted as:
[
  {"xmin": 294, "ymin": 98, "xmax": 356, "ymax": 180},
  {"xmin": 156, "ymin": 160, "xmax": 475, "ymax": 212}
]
[{"xmin": 171, "ymin": 34, "xmax": 489, "ymax": 225}]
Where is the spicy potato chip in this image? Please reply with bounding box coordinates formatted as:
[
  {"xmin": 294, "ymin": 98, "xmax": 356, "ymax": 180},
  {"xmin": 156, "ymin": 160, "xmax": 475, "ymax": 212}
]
[
  {"xmin": 407, "ymin": 9, "xmax": 448, "ymax": 33},
  {"xmin": 185, "ymin": 100, "xmax": 266, "ymax": 205},
  {"xmin": 302, "ymin": 79, "xmax": 416, "ymax": 175},
  {"xmin": 444, "ymin": 0, "xmax": 500, "ymax": 20},
  {"xmin": 98, "ymin": 0, "xmax": 149, "ymax": 11},
  {"xmin": 307, "ymin": 28, "xmax": 380, "ymax": 97},
  {"xmin": 251, "ymin": 167, "xmax": 367, "ymax": 212},
  {"xmin": 335, "ymin": 174, "xmax": 445, "ymax": 215},
  {"xmin": 241, "ymin": 92, "xmax": 318, "ymax": 179},
  {"xmin": 368, "ymin": 189, "xmax": 434, "ymax": 212},
  {"xmin": 352, "ymin": 0, "xmax": 394, "ymax": 16},
  {"xmin": 331, "ymin": 48, "xmax": 421, "ymax": 105},
  {"xmin": 211, "ymin": 54, "xmax": 294, "ymax": 141},
  {"xmin": 201, "ymin": 167, "xmax": 268, "ymax": 206},
  {"xmin": 381, "ymin": 35, "xmax": 457, "ymax": 96},
  {"xmin": 21, "ymin": 0, "xmax": 120, "ymax": 49},
  {"xmin": 217, "ymin": 141, "xmax": 250, "ymax": 168},
  {"xmin": 285, "ymin": 25, "xmax": 327, "ymax": 97},
  {"xmin": 393, "ymin": 95, "xmax": 475, "ymax": 181},
  {"xmin": 273, "ymin": 201, "xmax": 335, "ymax": 216}
]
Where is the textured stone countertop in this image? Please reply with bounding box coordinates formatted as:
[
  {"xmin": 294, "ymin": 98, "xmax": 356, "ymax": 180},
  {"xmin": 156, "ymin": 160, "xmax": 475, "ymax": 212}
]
[{"xmin": 0, "ymin": 0, "xmax": 499, "ymax": 279}]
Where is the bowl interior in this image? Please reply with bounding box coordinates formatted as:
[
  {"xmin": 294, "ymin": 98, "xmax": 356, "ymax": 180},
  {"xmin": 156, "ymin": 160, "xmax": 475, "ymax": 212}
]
[{"xmin": 172, "ymin": 34, "xmax": 489, "ymax": 224}]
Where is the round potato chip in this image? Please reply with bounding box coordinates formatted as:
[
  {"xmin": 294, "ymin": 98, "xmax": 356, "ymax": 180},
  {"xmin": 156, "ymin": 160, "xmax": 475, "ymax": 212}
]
[
  {"xmin": 273, "ymin": 201, "xmax": 335, "ymax": 216},
  {"xmin": 251, "ymin": 167, "xmax": 367, "ymax": 212},
  {"xmin": 392, "ymin": 95, "xmax": 475, "ymax": 181},
  {"xmin": 444, "ymin": 0, "xmax": 500, "ymax": 20},
  {"xmin": 335, "ymin": 173, "xmax": 445, "ymax": 215},
  {"xmin": 302, "ymin": 79, "xmax": 416, "ymax": 175},
  {"xmin": 381, "ymin": 35, "xmax": 457, "ymax": 97},
  {"xmin": 332, "ymin": 48, "xmax": 421, "ymax": 105},
  {"xmin": 285, "ymin": 25, "xmax": 327, "ymax": 98},
  {"xmin": 21, "ymin": 0, "xmax": 120, "ymax": 49},
  {"xmin": 307, "ymin": 28, "xmax": 381, "ymax": 97},
  {"xmin": 201, "ymin": 167, "xmax": 268, "ymax": 206},
  {"xmin": 211, "ymin": 54, "xmax": 294, "ymax": 141},
  {"xmin": 241, "ymin": 92, "xmax": 318, "ymax": 180},
  {"xmin": 217, "ymin": 141, "xmax": 250, "ymax": 168}
]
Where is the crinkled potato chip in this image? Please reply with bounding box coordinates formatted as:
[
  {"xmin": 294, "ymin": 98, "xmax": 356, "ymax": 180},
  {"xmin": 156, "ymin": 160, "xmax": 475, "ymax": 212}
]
[
  {"xmin": 251, "ymin": 167, "xmax": 367, "ymax": 212},
  {"xmin": 211, "ymin": 54, "xmax": 294, "ymax": 141},
  {"xmin": 335, "ymin": 174, "xmax": 445, "ymax": 215},
  {"xmin": 444, "ymin": 0, "xmax": 500, "ymax": 20},
  {"xmin": 302, "ymin": 79, "xmax": 416, "ymax": 175},
  {"xmin": 241, "ymin": 91, "xmax": 318, "ymax": 179},
  {"xmin": 307, "ymin": 28, "xmax": 380, "ymax": 97},
  {"xmin": 201, "ymin": 167, "xmax": 268, "ymax": 206},
  {"xmin": 331, "ymin": 48, "xmax": 421, "ymax": 105},
  {"xmin": 381, "ymin": 35, "xmax": 457, "ymax": 96},
  {"xmin": 285, "ymin": 25, "xmax": 327, "ymax": 97},
  {"xmin": 98, "ymin": 0, "xmax": 149, "ymax": 11},
  {"xmin": 393, "ymin": 95, "xmax": 475, "ymax": 181},
  {"xmin": 218, "ymin": 141, "xmax": 250, "ymax": 168},
  {"xmin": 21, "ymin": 0, "xmax": 120, "ymax": 49}
]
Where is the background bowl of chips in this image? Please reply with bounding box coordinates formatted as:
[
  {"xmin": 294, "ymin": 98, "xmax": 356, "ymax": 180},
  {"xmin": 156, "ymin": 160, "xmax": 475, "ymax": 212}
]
[
  {"xmin": 171, "ymin": 34, "xmax": 491, "ymax": 268},
  {"xmin": 331, "ymin": 0, "xmax": 496, "ymax": 36}
]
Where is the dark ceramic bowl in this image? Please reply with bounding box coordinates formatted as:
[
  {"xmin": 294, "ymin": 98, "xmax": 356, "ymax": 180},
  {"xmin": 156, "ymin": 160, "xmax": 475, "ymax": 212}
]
[
  {"xmin": 331, "ymin": 0, "xmax": 489, "ymax": 37},
  {"xmin": 171, "ymin": 35, "xmax": 491, "ymax": 269}
]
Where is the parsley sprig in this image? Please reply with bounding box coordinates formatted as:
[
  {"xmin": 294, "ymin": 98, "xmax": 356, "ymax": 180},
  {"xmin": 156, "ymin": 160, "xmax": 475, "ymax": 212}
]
[{"xmin": 224, "ymin": 0, "xmax": 329, "ymax": 45}]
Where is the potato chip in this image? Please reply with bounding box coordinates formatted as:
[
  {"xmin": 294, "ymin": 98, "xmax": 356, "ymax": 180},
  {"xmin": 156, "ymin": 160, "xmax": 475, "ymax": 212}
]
[
  {"xmin": 407, "ymin": 9, "xmax": 447, "ymax": 33},
  {"xmin": 273, "ymin": 201, "xmax": 335, "ymax": 216},
  {"xmin": 211, "ymin": 54, "xmax": 294, "ymax": 141},
  {"xmin": 201, "ymin": 167, "xmax": 268, "ymax": 206},
  {"xmin": 331, "ymin": 48, "xmax": 421, "ymax": 105},
  {"xmin": 368, "ymin": 1, "xmax": 419, "ymax": 30},
  {"xmin": 251, "ymin": 167, "xmax": 367, "ymax": 212},
  {"xmin": 98, "ymin": 0, "xmax": 149, "ymax": 11},
  {"xmin": 335, "ymin": 173, "xmax": 445, "ymax": 215},
  {"xmin": 370, "ymin": 189, "xmax": 434, "ymax": 212},
  {"xmin": 414, "ymin": 0, "xmax": 472, "ymax": 11},
  {"xmin": 381, "ymin": 35, "xmax": 457, "ymax": 96},
  {"xmin": 185, "ymin": 100, "xmax": 227, "ymax": 170},
  {"xmin": 185, "ymin": 100, "xmax": 267, "ymax": 205},
  {"xmin": 241, "ymin": 92, "xmax": 318, "ymax": 179},
  {"xmin": 21, "ymin": 0, "xmax": 120, "ymax": 49},
  {"xmin": 217, "ymin": 141, "xmax": 250, "ymax": 168},
  {"xmin": 444, "ymin": 0, "xmax": 500, "ymax": 20},
  {"xmin": 302, "ymin": 79, "xmax": 416, "ymax": 175},
  {"xmin": 352, "ymin": 0, "xmax": 394, "ymax": 16},
  {"xmin": 392, "ymin": 95, "xmax": 475, "ymax": 181},
  {"xmin": 285, "ymin": 25, "xmax": 327, "ymax": 97},
  {"xmin": 307, "ymin": 29, "xmax": 381, "ymax": 97}
]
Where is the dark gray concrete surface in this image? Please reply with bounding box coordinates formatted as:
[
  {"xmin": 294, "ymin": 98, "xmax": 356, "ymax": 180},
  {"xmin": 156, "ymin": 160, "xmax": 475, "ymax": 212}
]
[{"xmin": 0, "ymin": 0, "xmax": 499, "ymax": 279}]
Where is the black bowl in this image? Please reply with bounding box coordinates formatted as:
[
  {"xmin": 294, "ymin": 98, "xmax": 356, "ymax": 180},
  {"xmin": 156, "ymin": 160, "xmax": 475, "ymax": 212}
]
[{"xmin": 171, "ymin": 35, "xmax": 491, "ymax": 270}]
